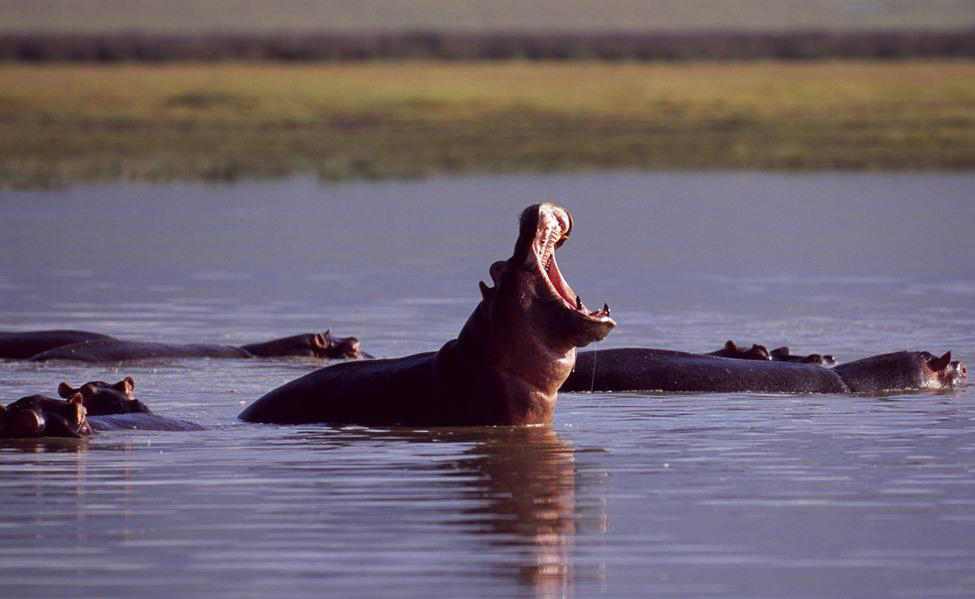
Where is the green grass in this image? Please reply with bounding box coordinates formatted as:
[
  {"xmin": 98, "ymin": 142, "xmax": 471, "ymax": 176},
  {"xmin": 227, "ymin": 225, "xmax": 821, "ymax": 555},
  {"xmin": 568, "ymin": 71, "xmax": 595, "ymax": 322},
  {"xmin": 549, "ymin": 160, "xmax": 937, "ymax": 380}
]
[{"xmin": 2, "ymin": 61, "xmax": 975, "ymax": 188}]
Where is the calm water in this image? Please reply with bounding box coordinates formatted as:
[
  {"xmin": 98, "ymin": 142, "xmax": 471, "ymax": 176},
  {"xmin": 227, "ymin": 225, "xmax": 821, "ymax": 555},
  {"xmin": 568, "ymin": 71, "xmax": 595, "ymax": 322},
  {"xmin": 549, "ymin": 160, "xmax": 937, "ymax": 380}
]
[{"xmin": 1, "ymin": 173, "xmax": 974, "ymax": 598}]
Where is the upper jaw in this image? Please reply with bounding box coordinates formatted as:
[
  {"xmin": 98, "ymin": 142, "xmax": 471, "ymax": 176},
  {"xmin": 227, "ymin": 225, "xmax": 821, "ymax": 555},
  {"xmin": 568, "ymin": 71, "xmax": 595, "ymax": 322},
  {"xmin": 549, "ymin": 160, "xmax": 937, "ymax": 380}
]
[{"xmin": 528, "ymin": 204, "xmax": 615, "ymax": 334}]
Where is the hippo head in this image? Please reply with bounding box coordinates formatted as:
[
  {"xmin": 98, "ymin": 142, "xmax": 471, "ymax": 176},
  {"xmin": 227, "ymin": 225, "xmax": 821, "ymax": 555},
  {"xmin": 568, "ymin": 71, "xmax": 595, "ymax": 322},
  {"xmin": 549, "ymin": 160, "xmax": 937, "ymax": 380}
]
[
  {"xmin": 921, "ymin": 351, "xmax": 968, "ymax": 389},
  {"xmin": 242, "ymin": 331, "xmax": 364, "ymax": 359},
  {"xmin": 58, "ymin": 376, "xmax": 151, "ymax": 416},
  {"xmin": 718, "ymin": 340, "xmax": 772, "ymax": 361},
  {"xmin": 0, "ymin": 393, "xmax": 91, "ymax": 438},
  {"xmin": 479, "ymin": 203, "xmax": 616, "ymax": 356},
  {"xmin": 320, "ymin": 330, "xmax": 364, "ymax": 359}
]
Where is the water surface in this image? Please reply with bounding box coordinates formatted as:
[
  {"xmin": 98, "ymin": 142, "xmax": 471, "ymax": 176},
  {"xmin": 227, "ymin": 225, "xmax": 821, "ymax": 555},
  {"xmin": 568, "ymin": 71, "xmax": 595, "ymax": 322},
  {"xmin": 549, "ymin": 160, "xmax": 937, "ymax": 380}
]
[{"xmin": 1, "ymin": 173, "xmax": 974, "ymax": 597}]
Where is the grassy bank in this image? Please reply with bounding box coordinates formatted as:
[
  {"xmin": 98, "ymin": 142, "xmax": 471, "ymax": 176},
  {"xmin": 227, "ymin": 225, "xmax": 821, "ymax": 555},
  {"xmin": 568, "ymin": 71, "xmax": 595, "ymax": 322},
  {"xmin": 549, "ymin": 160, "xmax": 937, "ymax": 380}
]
[{"xmin": 2, "ymin": 61, "xmax": 974, "ymax": 187}]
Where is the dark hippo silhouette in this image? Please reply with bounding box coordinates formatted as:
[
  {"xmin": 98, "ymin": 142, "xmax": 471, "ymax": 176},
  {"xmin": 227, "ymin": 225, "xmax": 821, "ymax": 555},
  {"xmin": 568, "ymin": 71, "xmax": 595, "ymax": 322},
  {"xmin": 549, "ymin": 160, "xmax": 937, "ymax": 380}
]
[
  {"xmin": 562, "ymin": 348, "xmax": 966, "ymax": 394},
  {"xmin": 55, "ymin": 377, "xmax": 204, "ymax": 431},
  {"xmin": 57, "ymin": 377, "xmax": 150, "ymax": 415},
  {"xmin": 17, "ymin": 329, "xmax": 362, "ymax": 363},
  {"xmin": 708, "ymin": 340, "xmax": 772, "ymax": 361},
  {"xmin": 0, "ymin": 378, "xmax": 203, "ymax": 438},
  {"xmin": 769, "ymin": 346, "xmax": 837, "ymax": 366},
  {"xmin": 0, "ymin": 330, "xmax": 111, "ymax": 360},
  {"xmin": 241, "ymin": 203, "xmax": 616, "ymax": 426},
  {"xmin": 708, "ymin": 340, "xmax": 836, "ymax": 365},
  {"xmin": 0, "ymin": 393, "xmax": 91, "ymax": 439}
]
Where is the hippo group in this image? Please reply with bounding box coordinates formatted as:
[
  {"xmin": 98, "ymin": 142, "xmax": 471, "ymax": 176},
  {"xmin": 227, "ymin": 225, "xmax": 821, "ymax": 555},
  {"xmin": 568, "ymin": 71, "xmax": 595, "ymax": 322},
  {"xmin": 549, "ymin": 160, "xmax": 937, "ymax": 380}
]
[
  {"xmin": 1, "ymin": 203, "xmax": 968, "ymax": 437},
  {"xmin": 0, "ymin": 376, "xmax": 203, "ymax": 439}
]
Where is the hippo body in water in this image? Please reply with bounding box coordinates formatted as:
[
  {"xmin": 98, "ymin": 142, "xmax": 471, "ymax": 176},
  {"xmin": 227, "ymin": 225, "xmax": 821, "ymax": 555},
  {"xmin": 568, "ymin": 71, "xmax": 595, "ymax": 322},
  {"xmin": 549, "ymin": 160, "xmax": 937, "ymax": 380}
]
[
  {"xmin": 4, "ymin": 330, "xmax": 362, "ymax": 362},
  {"xmin": 0, "ymin": 377, "xmax": 203, "ymax": 439},
  {"xmin": 0, "ymin": 330, "xmax": 111, "ymax": 360},
  {"xmin": 241, "ymin": 203, "xmax": 616, "ymax": 426},
  {"xmin": 563, "ymin": 348, "xmax": 966, "ymax": 394},
  {"xmin": 0, "ymin": 393, "xmax": 91, "ymax": 439}
]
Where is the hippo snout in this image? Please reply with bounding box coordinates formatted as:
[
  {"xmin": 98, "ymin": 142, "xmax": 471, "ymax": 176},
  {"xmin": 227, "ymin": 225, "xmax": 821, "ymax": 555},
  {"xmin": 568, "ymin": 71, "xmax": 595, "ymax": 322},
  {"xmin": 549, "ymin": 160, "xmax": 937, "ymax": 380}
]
[{"xmin": 951, "ymin": 360, "xmax": 968, "ymax": 385}]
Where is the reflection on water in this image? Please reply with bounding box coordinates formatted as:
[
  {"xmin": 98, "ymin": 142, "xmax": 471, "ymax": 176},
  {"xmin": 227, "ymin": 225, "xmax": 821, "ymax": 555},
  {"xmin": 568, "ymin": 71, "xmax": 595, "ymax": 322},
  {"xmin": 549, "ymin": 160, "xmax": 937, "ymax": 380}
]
[{"xmin": 1, "ymin": 173, "xmax": 974, "ymax": 597}]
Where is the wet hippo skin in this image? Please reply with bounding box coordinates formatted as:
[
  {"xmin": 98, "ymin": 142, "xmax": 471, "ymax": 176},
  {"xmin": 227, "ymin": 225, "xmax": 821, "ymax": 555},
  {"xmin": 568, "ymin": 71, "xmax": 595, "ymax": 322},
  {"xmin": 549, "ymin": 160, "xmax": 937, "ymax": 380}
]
[
  {"xmin": 241, "ymin": 203, "xmax": 616, "ymax": 426},
  {"xmin": 563, "ymin": 348, "xmax": 966, "ymax": 394},
  {"xmin": 0, "ymin": 393, "xmax": 91, "ymax": 439},
  {"xmin": 13, "ymin": 330, "xmax": 362, "ymax": 362},
  {"xmin": 0, "ymin": 377, "xmax": 205, "ymax": 437},
  {"xmin": 57, "ymin": 376, "xmax": 150, "ymax": 415},
  {"xmin": 0, "ymin": 330, "xmax": 111, "ymax": 360},
  {"xmin": 56, "ymin": 377, "xmax": 204, "ymax": 431},
  {"xmin": 708, "ymin": 340, "xmax": 836, "ymax": 365}
]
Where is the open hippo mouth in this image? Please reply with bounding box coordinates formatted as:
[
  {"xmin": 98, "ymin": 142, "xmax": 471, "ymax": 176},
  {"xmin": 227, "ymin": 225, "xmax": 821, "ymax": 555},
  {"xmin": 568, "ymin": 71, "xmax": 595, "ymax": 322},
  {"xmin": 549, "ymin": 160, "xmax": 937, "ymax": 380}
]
[{"xmin": 514, "ymin": 203, "xmax": 616, "ymax": 345}]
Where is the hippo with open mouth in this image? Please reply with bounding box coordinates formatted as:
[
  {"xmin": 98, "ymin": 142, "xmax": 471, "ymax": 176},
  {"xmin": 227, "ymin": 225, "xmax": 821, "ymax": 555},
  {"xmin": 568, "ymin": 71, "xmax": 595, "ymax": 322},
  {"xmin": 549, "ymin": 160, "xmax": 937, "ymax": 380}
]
[{"xmin": 241, "ymin": 203, "xmax": 616, "ymax": 426}]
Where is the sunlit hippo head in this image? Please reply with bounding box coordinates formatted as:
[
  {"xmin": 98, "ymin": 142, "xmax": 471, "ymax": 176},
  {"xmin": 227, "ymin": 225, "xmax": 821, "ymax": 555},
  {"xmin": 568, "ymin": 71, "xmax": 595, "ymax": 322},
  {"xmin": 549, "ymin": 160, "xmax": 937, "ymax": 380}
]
[
  {"xmin": 58, "ymin": 376, "xmax": 150, "ymax": 416},
  {"xmin": 921, "ymin": 351, "xmax": 968, "ymax": 389},
  {"xmin": 0, "ymin": 393, "xmax": 91, "ymax": 439},
  {"xmin": 479, "ymin": 203, "xmax": 615, "ymax": 354},
  {"xmin": 833, "ymin": 350, "xmax": 968, "ymax": 393}
]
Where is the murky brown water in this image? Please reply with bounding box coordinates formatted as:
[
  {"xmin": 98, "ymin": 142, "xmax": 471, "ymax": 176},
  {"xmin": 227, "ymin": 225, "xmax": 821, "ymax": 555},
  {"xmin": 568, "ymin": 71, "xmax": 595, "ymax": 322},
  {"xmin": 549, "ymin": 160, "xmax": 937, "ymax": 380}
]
[{"xmin": 1, "ymin": 173, "xmax": 974, "ymax": 597}]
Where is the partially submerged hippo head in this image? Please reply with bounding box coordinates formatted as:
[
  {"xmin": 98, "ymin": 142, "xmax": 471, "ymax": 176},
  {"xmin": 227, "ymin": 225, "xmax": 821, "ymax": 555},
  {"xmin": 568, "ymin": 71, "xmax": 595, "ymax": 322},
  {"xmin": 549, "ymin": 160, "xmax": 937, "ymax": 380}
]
[
  {"xmin": 713, "ymin": 340, "xmax": 772, "ymax": 361},
  {"xmin": 242, "ymin": 330, "xmax": 363, "ymax": 359},
  {"xmin": 921, "ymin": 351, "xmax": 967, "ymax": 389},
  {"xmin": 58, "ymin": 376, "xmax": 150, "ymax": 415},
  {"xmin": 0, "ymin": 393, "xmax": 91, "ymax": 438},
  {"xmin": 832, "ymin": 350, "xmax": 968, "ymax": 392},
  {"xmin": 479, "ymin": 203, "xmax": 616, "ymax": 356}
]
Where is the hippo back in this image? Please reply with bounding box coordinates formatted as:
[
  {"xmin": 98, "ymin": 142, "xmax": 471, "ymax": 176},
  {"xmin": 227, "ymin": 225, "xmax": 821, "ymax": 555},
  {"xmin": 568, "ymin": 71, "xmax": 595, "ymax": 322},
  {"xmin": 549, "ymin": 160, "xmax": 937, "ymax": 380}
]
[
  {"xmin": 29, "ymin": 339, "xmax": 250, "ymax": 362},
  {"xmin": 563, "ymin": 348, "xmax": 849, "ymax": 394},
  {"xmin": 0, "ymin": 330, "xmax": 112, "ymax": 360}
]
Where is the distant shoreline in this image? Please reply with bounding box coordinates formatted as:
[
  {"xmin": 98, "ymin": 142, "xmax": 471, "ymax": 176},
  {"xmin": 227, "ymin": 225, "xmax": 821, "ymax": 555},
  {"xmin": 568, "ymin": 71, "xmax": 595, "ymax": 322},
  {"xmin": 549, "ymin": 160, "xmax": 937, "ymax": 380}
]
[
  {"xmin": 2, "ymin": 60, "xmax": 973, "ymax": 189},
  {"xmin": 2, "ymin": 30, "xmax": 975, "ymax": 63}
]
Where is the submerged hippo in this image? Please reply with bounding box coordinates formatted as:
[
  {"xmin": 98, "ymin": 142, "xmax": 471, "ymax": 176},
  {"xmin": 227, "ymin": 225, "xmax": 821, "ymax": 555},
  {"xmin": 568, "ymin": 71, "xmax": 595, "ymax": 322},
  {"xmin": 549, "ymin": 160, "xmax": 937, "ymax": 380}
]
[
  {"xmin": 562, "ymin": 348, "xmax": 967, "ymax": 394},
  {"xmin": 708, "ymin": 340, "xmax": 836, "ymax": 365},
  {"xmin": 8, "ymin": 329, "xmax": 362, "ymax": 362},
  {"xmin": 0, "ymin": 330, "xmax": 111, "ymax": 360},
  {"xmin": 57, "ymin": 377, "xmax": 150, "ymax": 415},
  {"xmin": 241, "ymin": 203, "xmax": 616, "ymax": 426},
  {"xmin": 0, "ymin": 377, "xmax": 203, "ymax": 439},
  {"xmin": 57, "ymin": 377, "xmax": 203, "ymax": 431},
  {"xmin": 0, "ymin": 393, "xmax": 91, "ymax": 439}
]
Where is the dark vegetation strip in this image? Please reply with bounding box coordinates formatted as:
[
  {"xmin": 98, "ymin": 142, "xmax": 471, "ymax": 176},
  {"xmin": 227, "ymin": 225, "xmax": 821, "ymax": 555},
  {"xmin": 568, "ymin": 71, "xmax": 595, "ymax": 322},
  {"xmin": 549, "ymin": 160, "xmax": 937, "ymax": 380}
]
[{"xmin": 2, "ymin": 29, "xmax": 975, "ymax": 62}]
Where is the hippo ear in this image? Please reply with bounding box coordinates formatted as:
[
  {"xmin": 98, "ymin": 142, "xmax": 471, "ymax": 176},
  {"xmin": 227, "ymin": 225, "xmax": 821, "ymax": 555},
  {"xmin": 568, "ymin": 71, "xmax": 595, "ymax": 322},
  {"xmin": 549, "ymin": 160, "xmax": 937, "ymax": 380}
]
[
  {"xmin": 112, "ymin": 377, "xmax": 135, "ymax": 395},
  {"xmin": 723, "ymin": 340, "xmax": 737, "ymax": 351},
  {"xmin": 750, "ymin": 344, "xmax": 771, "ymax": 360},
  {"xmin": 323, "ymin": 328, "xmax": 332, "ymax": 340},
  {"xmin": 928, "ymin": 351, "xmax": 952, "ymax": 372},
  {"xmin": 58, "ymin": 382, "xmax": 75, "ymax": 398},
  {"xmin": 479, "ymin": 280, "xmax": 496, "ymax": 301},
  {"xmin": 312, "ymin": 332, "xmax": 327, "ymax": 348},
  {"xmin": 67, "ymin": 392, "xmax": 84, "ymax": 405},
  {"xmin": 489, "ymin": 261, "xmax": 505, "ymax": 285}
]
